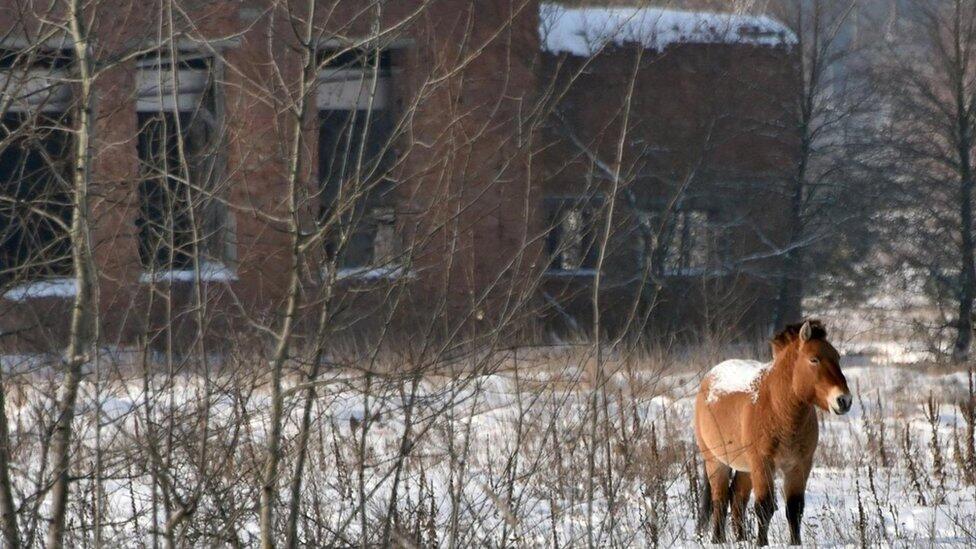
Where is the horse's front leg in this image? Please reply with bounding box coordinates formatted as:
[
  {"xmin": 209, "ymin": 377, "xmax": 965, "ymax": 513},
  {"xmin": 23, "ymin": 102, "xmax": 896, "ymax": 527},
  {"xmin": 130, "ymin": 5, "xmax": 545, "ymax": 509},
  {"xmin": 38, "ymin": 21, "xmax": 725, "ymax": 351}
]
[
  {"xmin": 783, "ymin": 458, "xmax": 813, "ymax": 545},
  {"xmin": 750, "ymin": 456, "xmax": 776, "ymax": 546}
]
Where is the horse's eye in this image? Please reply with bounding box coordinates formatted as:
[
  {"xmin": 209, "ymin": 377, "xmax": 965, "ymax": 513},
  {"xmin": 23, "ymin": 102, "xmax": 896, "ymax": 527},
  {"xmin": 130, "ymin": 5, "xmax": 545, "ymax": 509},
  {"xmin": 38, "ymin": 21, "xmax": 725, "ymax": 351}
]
[{"xmin": 810, "ymin": 357, "xmax": 820, "ymax": 365}]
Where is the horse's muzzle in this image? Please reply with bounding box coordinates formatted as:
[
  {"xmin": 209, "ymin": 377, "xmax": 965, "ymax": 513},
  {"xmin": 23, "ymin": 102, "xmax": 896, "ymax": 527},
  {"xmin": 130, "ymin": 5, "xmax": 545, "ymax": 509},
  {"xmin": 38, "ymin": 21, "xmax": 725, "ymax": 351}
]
[{"xmin": 831, "ymin": 393, "xmax": 853, "ymax": 415}]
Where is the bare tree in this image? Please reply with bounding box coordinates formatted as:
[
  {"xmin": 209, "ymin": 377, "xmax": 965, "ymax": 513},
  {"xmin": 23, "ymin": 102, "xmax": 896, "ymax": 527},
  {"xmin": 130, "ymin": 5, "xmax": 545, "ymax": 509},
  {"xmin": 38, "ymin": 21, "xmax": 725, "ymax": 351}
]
[
  {"xmin": 45, "ymin": 0, "xmax": 98, "ymax": 546},
  {"xmin": 768, "ymin": 0, "xmax": 883, "ymax": 329},
  {"xmin": 881, "ymin": 0, "xmax": 976, "ymax": 362}
]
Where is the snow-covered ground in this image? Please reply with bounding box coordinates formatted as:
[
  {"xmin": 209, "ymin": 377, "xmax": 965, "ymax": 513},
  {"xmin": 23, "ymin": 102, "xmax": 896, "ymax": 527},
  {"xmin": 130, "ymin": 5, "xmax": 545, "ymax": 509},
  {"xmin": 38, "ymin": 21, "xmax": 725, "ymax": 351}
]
[{"xmin": 1, "ymin": 347, "xmax": 974, "ymax": 546}]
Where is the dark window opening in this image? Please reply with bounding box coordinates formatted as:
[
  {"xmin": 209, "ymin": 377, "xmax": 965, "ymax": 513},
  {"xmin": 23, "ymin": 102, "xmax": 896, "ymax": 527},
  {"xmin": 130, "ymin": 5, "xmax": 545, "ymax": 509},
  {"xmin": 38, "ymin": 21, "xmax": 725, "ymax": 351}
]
[
  {"xmin": 0, "ymin": 112, "xmax": 73, "ymax": 283},
  {"xmin": 666, "ymin": 210, "xmax": 712, "ymax": 273},
  {"xmin": 0, "ymin": 48, "xmax": 73, "ymax": 70},
  {"xmin": 317, "ymin": 47, "xmax": 392, "ymax": 71},
  {"xmin": 545, "ymin": 198, "xmax": 599, "ymax": 273},
  {"xmin": 134, "ymin": 51, "xmax": 209, "ymax": 71},
  {"xmin": 317, "ymin": 51, "xmax": 397, "ymax": 271},
  {"xmin": 135, "ymin": 52, "xmax": 226, "ymax": 275},
  {"xmin": 642, "ymin": 209, "xmax": 720, "ymax": 277},
  {"xmin": 136, "ymin": 112, "xmax": 207, "ymax": 270}
]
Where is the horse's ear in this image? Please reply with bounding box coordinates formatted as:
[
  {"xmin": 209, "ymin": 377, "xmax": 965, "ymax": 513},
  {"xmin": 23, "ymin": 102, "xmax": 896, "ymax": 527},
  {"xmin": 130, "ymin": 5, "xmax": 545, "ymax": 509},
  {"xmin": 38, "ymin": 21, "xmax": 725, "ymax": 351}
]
[{"xmin": 799, "ymin": 321, "xmax": 812, "ymax": 342}]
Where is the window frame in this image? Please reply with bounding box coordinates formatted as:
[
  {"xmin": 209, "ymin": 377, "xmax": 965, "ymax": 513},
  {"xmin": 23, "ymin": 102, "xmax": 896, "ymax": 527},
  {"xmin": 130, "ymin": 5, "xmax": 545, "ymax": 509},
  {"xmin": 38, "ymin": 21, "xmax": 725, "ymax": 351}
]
[
  {"xmin": 0, "ymin": 47, "xmax": 75, "ymax": 299},
  {"xmin": 316, "ymin": 45, "xmax": 403, "ymax": 280},
  {"xmin": 543, "ymin": 195, "xmax": 604, "ymax": 277},
  {"xmin": 639, "ymin": 206, "xmax": 724, "ymax": 278},
  {"xmin": 133, "ymin": 50, "xmax": 235, "ymax": 283}
]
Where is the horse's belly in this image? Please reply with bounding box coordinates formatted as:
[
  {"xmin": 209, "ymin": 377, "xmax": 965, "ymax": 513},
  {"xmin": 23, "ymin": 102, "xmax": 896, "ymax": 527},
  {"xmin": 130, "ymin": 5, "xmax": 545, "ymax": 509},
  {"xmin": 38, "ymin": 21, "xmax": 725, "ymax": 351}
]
[
  {"xmin": 695, "ymin": 390, "xmax": 752, "ymax": 471},
  {"xmin": 708, "ymin": 437, "xmax": 752, "ymax": 471},
  {"xmin": 721, "ymin": 452, "xmax": 751, "ymax": 472}
]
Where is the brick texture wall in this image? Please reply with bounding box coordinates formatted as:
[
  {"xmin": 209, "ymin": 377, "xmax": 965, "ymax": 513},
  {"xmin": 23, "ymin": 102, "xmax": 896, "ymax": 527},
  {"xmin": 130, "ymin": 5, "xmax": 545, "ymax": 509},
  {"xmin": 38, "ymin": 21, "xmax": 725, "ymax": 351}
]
[
  {"xmin": 0, "ymin": 0, "xmax": 798, "ymax": 347},
  {"xmin": 538, "ymin": 40, "xmax": 798, "ymax": 340}
]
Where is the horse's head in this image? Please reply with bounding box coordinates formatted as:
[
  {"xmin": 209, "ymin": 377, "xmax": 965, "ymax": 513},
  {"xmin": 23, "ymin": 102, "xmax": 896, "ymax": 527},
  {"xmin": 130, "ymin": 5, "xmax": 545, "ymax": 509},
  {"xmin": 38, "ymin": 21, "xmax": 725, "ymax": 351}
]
[{"xmin": 772, "ymin": 320, "xmax": 852, "ymax": 415}]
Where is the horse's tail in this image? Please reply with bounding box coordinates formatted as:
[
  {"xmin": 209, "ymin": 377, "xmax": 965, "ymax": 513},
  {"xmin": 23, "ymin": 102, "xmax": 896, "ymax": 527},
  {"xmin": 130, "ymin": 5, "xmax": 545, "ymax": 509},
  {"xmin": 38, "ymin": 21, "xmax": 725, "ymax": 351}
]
[{"xmin": 696, "ymin": 466, "xmax": 712, "ymax": 537}]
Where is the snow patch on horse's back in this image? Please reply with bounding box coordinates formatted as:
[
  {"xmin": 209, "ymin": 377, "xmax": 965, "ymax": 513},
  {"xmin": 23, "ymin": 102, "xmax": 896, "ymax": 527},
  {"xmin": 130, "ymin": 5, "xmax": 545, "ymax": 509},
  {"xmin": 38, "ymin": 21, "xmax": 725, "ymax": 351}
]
[{"xmin": 706, "ymin": 359, "xmax": 771, "ymax": 403}]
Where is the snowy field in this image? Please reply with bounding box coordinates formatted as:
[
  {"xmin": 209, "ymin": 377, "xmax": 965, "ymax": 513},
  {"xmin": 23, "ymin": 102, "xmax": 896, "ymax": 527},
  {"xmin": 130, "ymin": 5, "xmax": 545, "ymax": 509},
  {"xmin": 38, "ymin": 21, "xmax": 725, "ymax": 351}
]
[{"xmin": 1, "ymin": 345, "xmax": 975, "ymax": 546}]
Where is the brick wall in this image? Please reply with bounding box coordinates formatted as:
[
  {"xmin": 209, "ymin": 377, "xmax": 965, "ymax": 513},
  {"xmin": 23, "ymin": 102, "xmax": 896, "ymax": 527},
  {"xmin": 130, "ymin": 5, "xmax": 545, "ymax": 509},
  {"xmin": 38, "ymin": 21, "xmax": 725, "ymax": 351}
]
[
  {"xmin": 0, "ymin": 0, "xmax": 541, "ymax": 348},
  {"xmin": 0, "ymin": 1, "xmax": 799, "ymax": 347},
  {"xmin": 538, "ymin": 40, "xmax": 799, "ymax": 339}
]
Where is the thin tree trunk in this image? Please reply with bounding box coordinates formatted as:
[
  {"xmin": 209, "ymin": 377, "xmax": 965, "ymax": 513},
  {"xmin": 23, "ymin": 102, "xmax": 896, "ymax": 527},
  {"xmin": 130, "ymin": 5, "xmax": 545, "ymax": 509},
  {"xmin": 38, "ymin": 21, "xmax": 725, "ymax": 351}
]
[
  {"xmin": 773, "ymin": 173, "xmax": 806, "ymax": 329},
  {"xmin": 257, "ymin": 104, "xmax": 303, "ymax": 549},
  {"xmin": 952, "ymin": 3, "xmax": 975, "ymax": 364},
  {"xmin": 585, "ymin": 46, "xmax": 639, "ymax": 549},
  {"xmin": 283, "ymin": 276, "xmax": 335, "ymax": 549},
  {"xmin": 774, "ymin": 8, "xmax": 816, "ymax": 331},
  {"xmin": 380, "ymin": 377, "xmax": 420, "ymax": 547},
  {"xmin": 258, "ymin": 3, "xmax": 315, "ymax": 546},
  {"xmin": 0, "ymin": 364, "xmax": 20, "ymax": 549},
  {"xmin": 953, "ymin": 140, "xmax": 975, "ymax": 363},
  {"xmin": 773, "ymin": 141, "xmax": 806, "ymax": 329},
  {"xmin": 46, "ymin": 1, "xmax": 96, "ymax": 546}
]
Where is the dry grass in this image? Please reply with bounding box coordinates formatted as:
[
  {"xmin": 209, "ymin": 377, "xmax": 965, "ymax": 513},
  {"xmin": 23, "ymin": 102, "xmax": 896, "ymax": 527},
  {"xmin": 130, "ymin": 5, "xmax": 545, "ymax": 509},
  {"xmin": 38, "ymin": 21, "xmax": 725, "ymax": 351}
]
[{"xmin": 0, "ymin": 343, "xmax": 972, "ymax": 546}]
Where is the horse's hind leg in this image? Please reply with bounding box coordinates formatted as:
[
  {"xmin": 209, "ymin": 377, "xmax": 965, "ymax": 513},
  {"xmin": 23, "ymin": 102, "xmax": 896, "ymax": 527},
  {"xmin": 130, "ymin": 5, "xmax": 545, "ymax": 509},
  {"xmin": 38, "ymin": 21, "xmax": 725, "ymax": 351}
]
[
  {"xmin": 696, "ymin": 467, "xmax": 712, "ymax": 538},
  {"xmin": 703, "ymin": 457, "xmax": 733, "ymax": 543},
  {"xmin": 730, "ymin": 471, "xmax": 752, "ymax": 542}
]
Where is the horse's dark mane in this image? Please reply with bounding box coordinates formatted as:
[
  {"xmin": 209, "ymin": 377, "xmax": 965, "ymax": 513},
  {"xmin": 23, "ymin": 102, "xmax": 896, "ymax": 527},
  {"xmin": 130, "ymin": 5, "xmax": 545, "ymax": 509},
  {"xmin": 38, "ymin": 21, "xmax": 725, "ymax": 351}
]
[{"xmin": 773, "ymin": 319, "xmax": 826, "ymax": 347}]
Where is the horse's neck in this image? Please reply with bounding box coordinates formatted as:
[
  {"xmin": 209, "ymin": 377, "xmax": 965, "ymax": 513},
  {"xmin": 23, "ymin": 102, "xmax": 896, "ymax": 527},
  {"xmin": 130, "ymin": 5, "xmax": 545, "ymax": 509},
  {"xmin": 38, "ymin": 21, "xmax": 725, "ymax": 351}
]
[{"xmin": 759, "ymin": 352, "xmax": 810, "ymax": 428}]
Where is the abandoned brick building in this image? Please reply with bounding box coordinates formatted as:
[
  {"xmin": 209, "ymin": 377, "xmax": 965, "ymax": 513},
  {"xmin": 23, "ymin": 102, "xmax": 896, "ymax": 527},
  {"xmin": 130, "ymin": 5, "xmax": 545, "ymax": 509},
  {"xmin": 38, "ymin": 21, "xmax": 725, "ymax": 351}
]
[
  {"xmin": 0, "ymin": 1, "xmax": 797, "ymax": 347},
  {"xmin": 538, "ymin": 4, "xmax": 798, "ymax": 337}
]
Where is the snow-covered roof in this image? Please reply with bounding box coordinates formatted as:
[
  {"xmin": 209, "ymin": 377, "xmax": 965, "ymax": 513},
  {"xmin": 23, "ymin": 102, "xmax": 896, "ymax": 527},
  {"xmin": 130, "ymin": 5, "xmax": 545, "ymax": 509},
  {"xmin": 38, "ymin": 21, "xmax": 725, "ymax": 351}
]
[{"xmin": 539, "ymin": 3, "xmax": 796, "ymax": 57}]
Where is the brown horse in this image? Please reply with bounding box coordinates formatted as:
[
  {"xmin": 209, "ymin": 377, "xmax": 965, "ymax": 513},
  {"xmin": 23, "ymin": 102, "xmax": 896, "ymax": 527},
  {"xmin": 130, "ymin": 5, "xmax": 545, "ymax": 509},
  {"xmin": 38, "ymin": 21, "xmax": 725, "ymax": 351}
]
[{"xmin": 693, "ymin": 320, "xmax": 852, "ymax": 545}]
